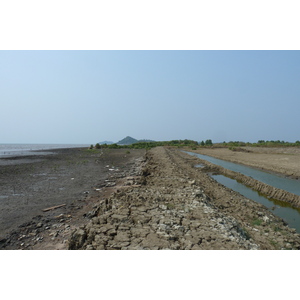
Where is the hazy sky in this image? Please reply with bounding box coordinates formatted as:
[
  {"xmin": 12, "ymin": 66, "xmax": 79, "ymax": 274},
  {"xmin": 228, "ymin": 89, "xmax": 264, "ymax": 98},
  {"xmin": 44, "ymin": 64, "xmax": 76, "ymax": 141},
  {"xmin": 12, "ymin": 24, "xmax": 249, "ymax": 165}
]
[{"xmin": 1, "ymin": 50, "xmax": 299, "ymax": 144}]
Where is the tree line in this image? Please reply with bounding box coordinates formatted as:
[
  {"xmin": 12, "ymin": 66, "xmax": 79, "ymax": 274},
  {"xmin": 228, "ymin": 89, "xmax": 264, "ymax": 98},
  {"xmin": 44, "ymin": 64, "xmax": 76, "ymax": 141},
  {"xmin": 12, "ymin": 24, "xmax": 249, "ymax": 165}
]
[{"xmin": 89, "ymin": 139, "xmax": 300, "ymax": 150}]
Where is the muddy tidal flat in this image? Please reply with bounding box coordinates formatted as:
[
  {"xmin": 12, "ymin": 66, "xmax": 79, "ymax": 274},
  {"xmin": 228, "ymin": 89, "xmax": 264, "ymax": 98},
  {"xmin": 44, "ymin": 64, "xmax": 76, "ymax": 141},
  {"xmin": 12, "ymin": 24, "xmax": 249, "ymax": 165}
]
[
  {"xmin": 0, "ymin": 148, "xmax": 145, "ymax": 249},
  {"xmin": 1, "ymin": 146, "xmax": 300, "ymax": 250}
]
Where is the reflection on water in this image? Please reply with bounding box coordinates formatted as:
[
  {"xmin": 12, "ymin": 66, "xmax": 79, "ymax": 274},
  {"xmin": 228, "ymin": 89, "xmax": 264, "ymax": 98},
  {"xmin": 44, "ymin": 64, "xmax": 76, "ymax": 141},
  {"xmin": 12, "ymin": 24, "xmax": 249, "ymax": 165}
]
[
  {"xmin": 185, "ymin": 151, "xmax": 300, "ymax": 196},
  {"xmin": 210, "ymin": 174, "xmax": 300, "ymax": 233},
  {"xmin": 186, "ymin": 150, "xmax": 300, "ymax": 233}
]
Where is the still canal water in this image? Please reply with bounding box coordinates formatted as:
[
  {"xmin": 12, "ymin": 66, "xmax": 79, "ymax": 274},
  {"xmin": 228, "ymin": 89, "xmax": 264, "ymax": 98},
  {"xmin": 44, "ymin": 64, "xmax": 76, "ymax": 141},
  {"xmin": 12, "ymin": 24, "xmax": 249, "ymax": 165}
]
[
  {"xmin": 184, "ymin": 151, "xmax": 300, "ymax": 233},
  {"xmin": 184, "ymin": 151, "xmax": 300, "ymax": 196}
]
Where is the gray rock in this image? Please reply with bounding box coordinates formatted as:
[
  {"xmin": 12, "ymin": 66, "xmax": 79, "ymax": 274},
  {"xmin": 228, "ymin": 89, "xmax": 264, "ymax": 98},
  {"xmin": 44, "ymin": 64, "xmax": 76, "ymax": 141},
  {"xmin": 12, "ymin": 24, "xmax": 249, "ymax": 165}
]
[
  {"xmin": 131, "ymin": 227, "xmax": 150, "ymax": 238},
  {"xmin": 69, "ymin": 229, "xmax": 87, "ymax": 250},
  {"xmin": 111, "ymin": 214, "xmax": 128, "ymax": 223},
  {"xmin": 140, "ymin": 233, "xmax": 170, "ymax": 249},
  {"xmin": 114, "ymin": 232, "xmax": 131, "ymax": 243}
]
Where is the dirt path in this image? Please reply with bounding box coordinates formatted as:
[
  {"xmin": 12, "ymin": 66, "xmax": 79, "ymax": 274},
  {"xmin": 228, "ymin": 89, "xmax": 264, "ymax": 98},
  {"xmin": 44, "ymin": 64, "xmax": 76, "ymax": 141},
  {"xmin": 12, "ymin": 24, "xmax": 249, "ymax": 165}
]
[
  {"xmin": 191, "ymin": 147, "xmax": 300, "ymax": 179},
  {"xmin": 69, "ymin": 147, "xmax": 300, "ymax": 250}
]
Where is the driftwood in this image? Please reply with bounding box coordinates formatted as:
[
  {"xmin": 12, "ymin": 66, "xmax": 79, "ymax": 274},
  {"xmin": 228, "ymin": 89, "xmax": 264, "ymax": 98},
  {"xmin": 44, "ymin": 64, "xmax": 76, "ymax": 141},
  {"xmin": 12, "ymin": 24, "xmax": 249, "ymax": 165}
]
[{"xmin": 42, "ymin": 204, "xmax": 66, "ymax": 212}]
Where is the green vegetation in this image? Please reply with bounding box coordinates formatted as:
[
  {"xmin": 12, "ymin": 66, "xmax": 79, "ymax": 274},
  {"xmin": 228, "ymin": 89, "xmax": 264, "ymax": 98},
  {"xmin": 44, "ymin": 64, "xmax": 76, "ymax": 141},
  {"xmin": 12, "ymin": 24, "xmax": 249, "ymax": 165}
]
[
  {"xmin": 91, "ymin": 137, "xmax": 300, "ymax": 151},
  {"xmin": 218, "ymin": 140, "xmax": 300, "ymax": 148},
  {"xmin": 85, "ymin": 148, "xmax": 99, "ymax": 154},
  {"xmin": 94, "ymin": 139, "xmax": 199, "ymax": 150},
  {"xmin": 252, "ymin": 218, "xmax": 263, "ymax": 226},
  {"xmin": 269, "ymin": 239, "xmax": 280, "ymax": 249},
  {"xmin": 253, "ymin": 140, "xmax": 300, "ymax": 147},
  {"xmin": 166, "ymin": 203, "xmax": 175, "ymax": 210},
  {"xmin": 199, "ymin": 140, "xmax": 213, "ymax": 146}
]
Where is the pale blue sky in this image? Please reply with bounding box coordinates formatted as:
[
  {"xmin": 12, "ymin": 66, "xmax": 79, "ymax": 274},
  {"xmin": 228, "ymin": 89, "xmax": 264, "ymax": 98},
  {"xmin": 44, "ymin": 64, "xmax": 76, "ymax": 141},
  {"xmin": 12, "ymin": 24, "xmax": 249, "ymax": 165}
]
[{"xmin": 1, "ymin": 50, "xmax": 299, "ymax": 144}]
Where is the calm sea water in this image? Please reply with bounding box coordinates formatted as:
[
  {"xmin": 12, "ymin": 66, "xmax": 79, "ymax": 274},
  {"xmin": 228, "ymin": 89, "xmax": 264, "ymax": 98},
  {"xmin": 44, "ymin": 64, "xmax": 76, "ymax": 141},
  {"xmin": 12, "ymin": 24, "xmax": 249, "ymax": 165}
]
[{"xmin": 0, "ymin": 144, "xmax": 89, "ymax": 158}]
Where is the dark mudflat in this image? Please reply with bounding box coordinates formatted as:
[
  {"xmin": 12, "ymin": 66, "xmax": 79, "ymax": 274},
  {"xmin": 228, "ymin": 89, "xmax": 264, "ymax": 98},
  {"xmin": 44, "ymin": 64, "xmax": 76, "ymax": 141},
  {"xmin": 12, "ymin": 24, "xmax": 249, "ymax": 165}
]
[{"xmin": 0, "ymin": 148, "xmax": 145, "ymax": 249}]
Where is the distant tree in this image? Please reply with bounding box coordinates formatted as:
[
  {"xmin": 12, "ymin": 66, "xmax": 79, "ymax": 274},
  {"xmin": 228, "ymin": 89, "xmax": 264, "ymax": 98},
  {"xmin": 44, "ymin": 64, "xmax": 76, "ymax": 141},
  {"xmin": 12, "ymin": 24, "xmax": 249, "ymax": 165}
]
[
  {"xmin": 200, "ymin": 141, "xmax": 205, "ymax": 146},
  {"xmin": 205, "ymin": 139, "xmax": 213, "ymax": 146},
  {"xmin": 95, "ymin": 143, "xmax": 101, "ymax": 149}
]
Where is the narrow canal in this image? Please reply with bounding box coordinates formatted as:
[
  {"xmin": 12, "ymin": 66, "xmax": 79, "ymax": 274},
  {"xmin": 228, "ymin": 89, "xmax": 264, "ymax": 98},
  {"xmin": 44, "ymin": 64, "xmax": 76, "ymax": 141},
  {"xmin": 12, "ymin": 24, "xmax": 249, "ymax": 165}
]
[
  {"xmin": 184, "ymin": 151, "xmax": 300, "ymax": 233},
  {"xmin": 184, "ymin": 151, "xmax": 300, "ymax": 196}
]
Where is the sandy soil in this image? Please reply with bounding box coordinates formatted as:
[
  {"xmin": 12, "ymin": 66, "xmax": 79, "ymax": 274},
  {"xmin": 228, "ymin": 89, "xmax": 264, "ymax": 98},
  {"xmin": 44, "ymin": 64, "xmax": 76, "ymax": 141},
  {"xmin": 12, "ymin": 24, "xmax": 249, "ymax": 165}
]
[
  {"xmin": 0, "ymin": 148, "xmax": 145, "ymax": 250},
  {"xmin": 190, "ymin": 146, "xmax": 300, "ymax": 179}
]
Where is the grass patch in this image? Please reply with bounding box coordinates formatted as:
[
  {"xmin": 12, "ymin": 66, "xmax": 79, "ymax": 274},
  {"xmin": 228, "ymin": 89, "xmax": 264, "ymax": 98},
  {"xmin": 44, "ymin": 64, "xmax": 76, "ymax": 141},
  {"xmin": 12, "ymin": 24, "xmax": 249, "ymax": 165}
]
[
  {"xmin": 85, "ymin": 149, "xmax": 100, "ymax": 154},
  {"xmin": 166, "ymin": 203, "xmax": 175, "ymax": 210},
  {"xmin": 274, "ymin": 226, "xmax": 282, "ymax": 232},
  {"xmin": 269, "ymin": 239, "xmax": 280, "ymax": 249},
  {"xmin": 252, "ymin": 218, "xmax": 263, "ymax": 226}
]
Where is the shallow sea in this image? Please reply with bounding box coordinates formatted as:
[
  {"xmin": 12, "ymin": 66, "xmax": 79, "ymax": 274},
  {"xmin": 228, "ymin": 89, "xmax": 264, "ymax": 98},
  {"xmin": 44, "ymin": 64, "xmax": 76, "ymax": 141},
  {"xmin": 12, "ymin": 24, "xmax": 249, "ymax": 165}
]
[{"xmin": 0, "ymin": 143, "xmax": 89, "ymax": 158}]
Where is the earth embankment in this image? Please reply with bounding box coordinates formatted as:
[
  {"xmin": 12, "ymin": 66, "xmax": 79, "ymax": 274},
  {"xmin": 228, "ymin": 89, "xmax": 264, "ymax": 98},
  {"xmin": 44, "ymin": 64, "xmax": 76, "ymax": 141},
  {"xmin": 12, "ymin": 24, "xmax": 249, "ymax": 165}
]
[
  {"xmin": 3, "ymin": 146, "xmax": 299, "ymax": 250},
  {"xmin": 69, "ymin": 147, "xmax": 300, "ymax": 250}
]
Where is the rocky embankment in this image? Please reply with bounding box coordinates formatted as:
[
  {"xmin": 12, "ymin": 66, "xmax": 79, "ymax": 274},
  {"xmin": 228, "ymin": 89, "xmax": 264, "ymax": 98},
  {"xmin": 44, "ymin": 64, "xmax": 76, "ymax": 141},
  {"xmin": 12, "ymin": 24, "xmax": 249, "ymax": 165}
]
[{"xmin": 69, "ymin": 147, "xmax": 300, "ymax": 250}]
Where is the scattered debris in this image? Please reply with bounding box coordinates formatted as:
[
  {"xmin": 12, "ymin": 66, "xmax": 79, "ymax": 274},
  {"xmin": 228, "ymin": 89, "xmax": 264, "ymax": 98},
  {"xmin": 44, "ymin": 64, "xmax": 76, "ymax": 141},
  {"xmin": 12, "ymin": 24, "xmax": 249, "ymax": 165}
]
[{"xmin": 42, "ymin": 204, "xmax": 66, "ymax": 212}]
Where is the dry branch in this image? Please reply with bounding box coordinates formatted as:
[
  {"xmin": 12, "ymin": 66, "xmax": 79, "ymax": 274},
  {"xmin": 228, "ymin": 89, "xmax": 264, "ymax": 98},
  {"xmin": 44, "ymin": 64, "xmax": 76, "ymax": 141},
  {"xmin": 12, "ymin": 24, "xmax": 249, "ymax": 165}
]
[{"xmin": 42, "ymin": 204, "xmax": 66, "ymax": 212}]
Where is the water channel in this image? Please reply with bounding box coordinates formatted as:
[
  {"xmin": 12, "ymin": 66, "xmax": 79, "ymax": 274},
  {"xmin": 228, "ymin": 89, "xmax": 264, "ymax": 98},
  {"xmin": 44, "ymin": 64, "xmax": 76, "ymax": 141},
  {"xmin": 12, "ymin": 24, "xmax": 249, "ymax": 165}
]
[
  {"xmin": 184, "ymin": 151, "xmax": 300, "ymax": 196},
  {"xmin": 184, "ymin": 151, "xmax": 300, "ymax": 233}
]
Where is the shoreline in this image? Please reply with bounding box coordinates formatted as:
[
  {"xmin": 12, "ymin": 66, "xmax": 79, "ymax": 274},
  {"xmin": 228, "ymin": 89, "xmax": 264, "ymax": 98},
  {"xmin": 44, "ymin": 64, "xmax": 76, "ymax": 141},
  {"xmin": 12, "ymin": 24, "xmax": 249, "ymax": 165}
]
[
  {"xmin": 2, "ymin": 146, "xmax": 300, "ymax": 250},
  {"xmin": 0, "ymin": 147, "xmax": 145, "ymax": 249},
  {"xmin": 0, "ymin": 144, "xmax": 90, "ymax": 160}
]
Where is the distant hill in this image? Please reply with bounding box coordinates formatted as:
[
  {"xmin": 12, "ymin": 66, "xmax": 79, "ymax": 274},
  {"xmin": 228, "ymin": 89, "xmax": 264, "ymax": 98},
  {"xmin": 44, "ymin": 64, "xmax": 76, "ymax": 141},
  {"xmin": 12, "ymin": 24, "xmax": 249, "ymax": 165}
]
[
  {"xmin": 98, "ymin": 141, "xmax": 114, "ymax": 145},
  {"xmin": 117, "ymin": 136, "xmax": 138, "ymax": 145},
  {"xmin": 117, "ymin": 136, "xmax": 155, "ymax": 145}
]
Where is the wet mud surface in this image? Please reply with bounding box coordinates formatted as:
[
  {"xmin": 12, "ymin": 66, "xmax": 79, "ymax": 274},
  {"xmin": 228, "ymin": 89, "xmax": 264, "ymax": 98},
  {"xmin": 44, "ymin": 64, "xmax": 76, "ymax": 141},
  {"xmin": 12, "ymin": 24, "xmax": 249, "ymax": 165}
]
[
  {"xmin": 2, "ymin": 147, "xmax": 300, "ymax": 250},
  {"xmin": 0, "ymin": 148, "xmax": 145, "ymax": 249}
]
